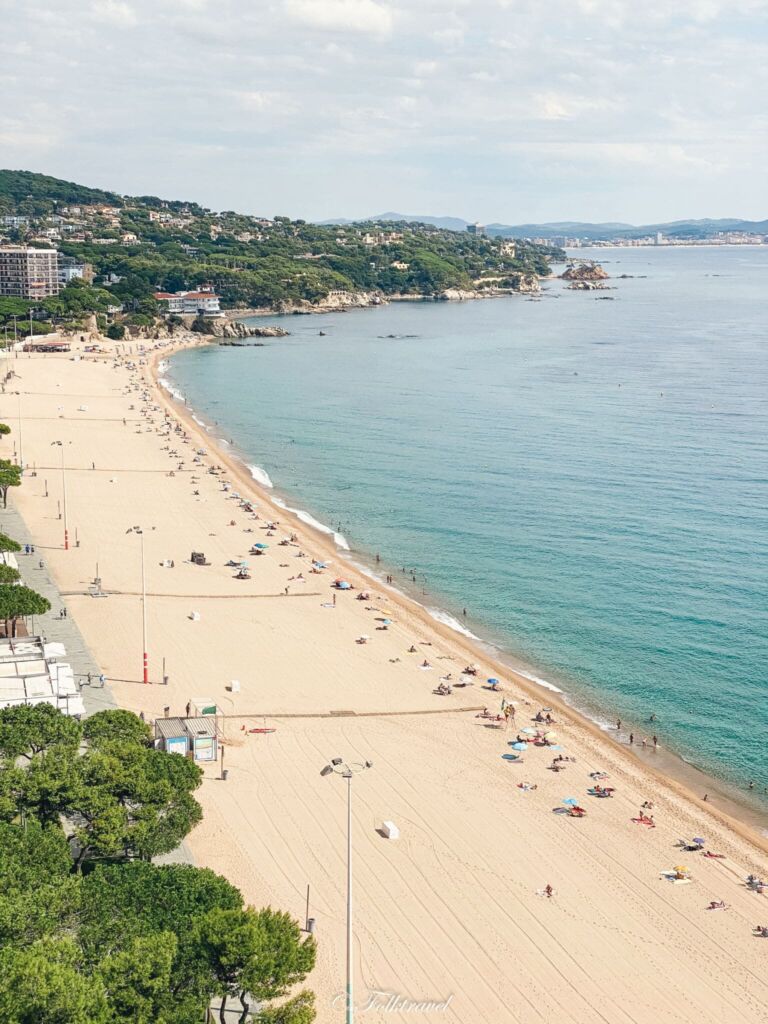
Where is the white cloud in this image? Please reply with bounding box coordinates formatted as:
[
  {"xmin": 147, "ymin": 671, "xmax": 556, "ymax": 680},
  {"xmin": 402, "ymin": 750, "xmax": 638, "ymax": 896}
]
[
  {"xmin": 284, "ymin": 0, "xmax": 394, "ymax": 34},
  {"xmin": 1, "ymin": 0, "xmax": 766, "ymax": 220},
  {"xmin": 533, "ymin": 92, "xmax": 621, "ymax": 121},
  {"xmin": 90, "ymin": 0, "xmax": 137, "ymax": 25}
]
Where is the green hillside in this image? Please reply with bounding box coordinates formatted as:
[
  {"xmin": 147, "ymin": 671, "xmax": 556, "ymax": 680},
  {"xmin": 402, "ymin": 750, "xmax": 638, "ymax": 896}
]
[
  {"xmin": 0, "ymin": 169, "xmax": 121, "ymax": 215},
  {"xmin": 0, "ymin": 170, "xmax": 563, "ymax": 329}
]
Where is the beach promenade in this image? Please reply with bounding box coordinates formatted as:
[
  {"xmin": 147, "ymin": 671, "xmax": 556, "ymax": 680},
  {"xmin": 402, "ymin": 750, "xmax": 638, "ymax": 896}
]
[{"xmin": 3, "ymin": 339, "xmax": 767, "ymax": 1024}]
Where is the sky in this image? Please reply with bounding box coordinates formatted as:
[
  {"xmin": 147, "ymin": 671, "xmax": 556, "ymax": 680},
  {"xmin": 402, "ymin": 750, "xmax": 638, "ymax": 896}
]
[{"xmin": 1, "ymin": 0, "xmax": 767, "ymax": 224}]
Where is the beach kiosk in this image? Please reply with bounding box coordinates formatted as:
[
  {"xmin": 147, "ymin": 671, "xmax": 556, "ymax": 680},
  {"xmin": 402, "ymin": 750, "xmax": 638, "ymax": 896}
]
[{"xmin": 154, "ymin": 713, "xmax": 219, "ymax": 763}]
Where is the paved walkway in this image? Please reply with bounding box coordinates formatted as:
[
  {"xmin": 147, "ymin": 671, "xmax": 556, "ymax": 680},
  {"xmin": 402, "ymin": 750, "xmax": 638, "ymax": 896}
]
[{"xmin": 1, "ymin": 497, "xmax": 115, "ymax": 716}]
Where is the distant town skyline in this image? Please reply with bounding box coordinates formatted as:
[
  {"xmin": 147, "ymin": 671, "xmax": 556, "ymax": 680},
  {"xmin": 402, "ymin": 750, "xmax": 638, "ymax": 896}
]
[{"xmin": 3, "ymin": 0, "xmax": 766, "ymax": 223}]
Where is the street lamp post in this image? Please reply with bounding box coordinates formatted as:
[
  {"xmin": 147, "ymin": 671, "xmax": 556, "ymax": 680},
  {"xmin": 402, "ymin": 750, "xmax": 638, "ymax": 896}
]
[
  {"xmin": 127, "ymin": 526, "xmax": 149, "ymax": 683},
  {"xmin": 15, "ymin": 392, "xmax": 23, "ymax": 470},
  {"xmin": 50, "ymin": 441, "xmax": 68, "ymax": 549},
  {"xmin": 320, "ymin": 757, "xmax": 373, "ymax": 1024}
]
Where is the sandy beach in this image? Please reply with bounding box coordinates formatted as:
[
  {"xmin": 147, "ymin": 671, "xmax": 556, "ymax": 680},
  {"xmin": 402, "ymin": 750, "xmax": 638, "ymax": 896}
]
[{"xmin": 4, "ymin": 337, "xmax": 768, "ymax": 1024}]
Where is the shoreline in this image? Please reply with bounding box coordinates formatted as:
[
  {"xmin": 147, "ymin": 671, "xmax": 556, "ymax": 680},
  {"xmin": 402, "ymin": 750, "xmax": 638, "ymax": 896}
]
[
  {"xmin": 222, "ymin": 282, "xmax": 554, "ymax": 321},
  {"xmin": 156, "ymin": 336, "xmax": 768, "ymax": 849},
  {"xmin": 9, "ymin": 337, "xmax": 768, "ymax": 1020}
]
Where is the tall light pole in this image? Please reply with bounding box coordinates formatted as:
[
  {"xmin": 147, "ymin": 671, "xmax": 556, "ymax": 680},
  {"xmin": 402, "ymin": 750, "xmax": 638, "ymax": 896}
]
[
  {"xmin": 50, "ymin": 441, "xmax": 68, "ymax": 549},
  {"xmin": 15, "ymin": 392, "xmax": 23, "ymax": 470},
  {"xmin": 127, "ymin": 526, "xmax": 149, "ymax": 683},
  {"xmin": 320, "ymin": 757, "xmax": 373, "ymax": 1024}
]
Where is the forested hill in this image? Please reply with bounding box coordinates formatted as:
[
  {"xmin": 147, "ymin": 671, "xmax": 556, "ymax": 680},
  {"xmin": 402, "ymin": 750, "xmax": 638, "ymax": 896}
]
[
  {"xmin": 0, "ymin": 169, "xmax": 121, "ymax": 212},
  {"xmin": 0, "ymin": 170, "xmax": 563, "ymax": 316}
]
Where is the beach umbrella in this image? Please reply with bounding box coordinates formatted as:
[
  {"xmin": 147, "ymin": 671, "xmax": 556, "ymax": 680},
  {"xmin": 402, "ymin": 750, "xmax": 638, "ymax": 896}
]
[
  {"xmin": 382, "ymin": 618, "xmax": 392, "ymax": 625},
  {"xmin": 487, "ymin": 677, "xmax": 499, "ymax": 685},
  {"xmin": 253, "ymin": 543, "xmax": 268, "ymax": 549},
  {"xmin": 562, "ymin": 797, "xmax": 578, "ymax": 806},
  {"xmin": 544, "ymin": 731, "xmax": 558, "ymax": 741},
  {"xmin": 501, "ymin": 753, "xmax": 519, "ymax": 761},
  {"xmin": 692, "ymin": 838, "xmax": 706, "ymax": 846},
  {"xmin": 338, "ymin": 581, "xmax": 351, "ymax": 590},
  {"xmin": 521, "ymin": 727, "xmax": 537, "ymax": 735},
  {"xmin": 511, "ymin": 742, "xmax": 528, "ymax": 751}
]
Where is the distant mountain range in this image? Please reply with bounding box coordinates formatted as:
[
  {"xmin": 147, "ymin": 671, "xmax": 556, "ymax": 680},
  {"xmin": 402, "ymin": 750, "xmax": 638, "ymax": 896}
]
[{"xmin": 320, "ymin": 213, "xmax": 768, "ymax": 241}]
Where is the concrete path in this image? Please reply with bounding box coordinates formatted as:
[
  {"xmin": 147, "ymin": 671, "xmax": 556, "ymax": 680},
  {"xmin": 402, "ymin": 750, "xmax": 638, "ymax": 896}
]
[{"xmin": 1, "ymin": 496, "xmax": 116, "ymax": 716}]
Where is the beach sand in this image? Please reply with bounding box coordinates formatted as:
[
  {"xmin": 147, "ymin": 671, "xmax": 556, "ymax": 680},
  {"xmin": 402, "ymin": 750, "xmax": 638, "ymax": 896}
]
[{"xmin": 4, "ymin": 338, "xmax": 768, "ymax": 1024}]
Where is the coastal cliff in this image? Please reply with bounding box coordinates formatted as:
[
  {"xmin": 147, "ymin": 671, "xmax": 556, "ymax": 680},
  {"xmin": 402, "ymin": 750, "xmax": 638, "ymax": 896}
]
[{"xmin": 190, "ymin": 316, "xmax": 288, "ymax": 338}]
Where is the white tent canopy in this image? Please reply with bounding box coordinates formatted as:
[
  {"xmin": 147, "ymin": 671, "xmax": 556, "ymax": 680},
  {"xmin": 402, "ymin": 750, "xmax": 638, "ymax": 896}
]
[{"xmin": 0, "ymin": 636, "xmax": 85, "ymax": 716}]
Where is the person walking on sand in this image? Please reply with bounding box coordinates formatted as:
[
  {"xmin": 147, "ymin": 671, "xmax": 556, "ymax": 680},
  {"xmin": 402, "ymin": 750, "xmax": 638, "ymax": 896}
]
[
  {"xmin": 629, "ymin": 733, "xmax": 634, "ymax": 745},
  {"xmin": 616, "ymin": 719, "xmax": 621, "ymax": 730},
  {"xmin": 545, "ymin": 884, "xmax": 553, "ymax": 899},
  {"xmin": 652, "ymin": 735, "xmax": 658, "ymax": 748}
]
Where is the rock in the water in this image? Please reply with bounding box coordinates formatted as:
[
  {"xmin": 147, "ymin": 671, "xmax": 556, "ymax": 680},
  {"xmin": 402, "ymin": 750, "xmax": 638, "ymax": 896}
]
[
  {"xmin": 567, "ymin": 280, "xmax": 609, "ymax": 291},
  {"xmin": 561, "ymin": 262, "xmax": 610, "ymax": 282}
]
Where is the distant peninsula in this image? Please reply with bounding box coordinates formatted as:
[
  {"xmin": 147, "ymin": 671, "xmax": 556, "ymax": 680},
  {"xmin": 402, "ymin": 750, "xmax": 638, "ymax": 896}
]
[{"xmin": 324, "ymin": 212, "xmax": 768, "ymax": 246}]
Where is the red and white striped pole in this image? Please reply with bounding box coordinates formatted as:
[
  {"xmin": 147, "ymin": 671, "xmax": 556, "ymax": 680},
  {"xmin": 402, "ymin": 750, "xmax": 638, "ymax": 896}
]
[{"xmin": 139, "ymin": 529, "xmax": 148, "ymax": 683}]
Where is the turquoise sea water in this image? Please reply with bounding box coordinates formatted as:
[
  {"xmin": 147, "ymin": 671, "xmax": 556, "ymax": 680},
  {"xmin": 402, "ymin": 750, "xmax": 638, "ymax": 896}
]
[{"xmin": 168, "ymin": 247, "xmax": 768, "ymax": 799}]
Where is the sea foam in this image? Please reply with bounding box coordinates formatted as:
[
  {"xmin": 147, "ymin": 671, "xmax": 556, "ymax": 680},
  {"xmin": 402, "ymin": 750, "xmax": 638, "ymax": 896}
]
[
  {"xmin": 272, "ymin": 498, "xmax": 349, "ymax": 549},
  {"xmin": 248, "ymin": 465, "xmax": 274, "ymax": 488},
  {"xmin": 426, "ymin": 607, "xmax": 481, "ymax": 641},
  {"xmin": 159, "ymin": 378, "xmax": 185, "ymax": 403},
  {"xmin": 513, "ymin": 669, "xmax": 564, "ymax": 694}
]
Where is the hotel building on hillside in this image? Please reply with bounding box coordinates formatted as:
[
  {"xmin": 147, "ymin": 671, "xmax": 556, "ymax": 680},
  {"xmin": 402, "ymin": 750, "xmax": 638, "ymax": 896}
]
[
  {"xmin": 0, "ymin": 246, "xmax": 60, "ymax": 299},
  {"xmin": 154, "ymin": 289, "xmax": 222, "ymax": 316}
]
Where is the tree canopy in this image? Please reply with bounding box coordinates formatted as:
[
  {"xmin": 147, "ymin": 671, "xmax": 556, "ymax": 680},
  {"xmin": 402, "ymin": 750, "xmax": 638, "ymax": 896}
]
[
  {"xmin": 82, "ymin": 708, "xmax": 152, "ymax": 747},
  {"xmin": 0, "ymin": 460, "xmax": 21, "ymax": 509},
  {"xmin": 0, "ymin": 583, "xmax": 51, "ymax": 636}
]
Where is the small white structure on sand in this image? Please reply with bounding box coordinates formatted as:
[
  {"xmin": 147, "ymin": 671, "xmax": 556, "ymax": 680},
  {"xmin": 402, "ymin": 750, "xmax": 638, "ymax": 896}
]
[
  {"xmin": 381, "ymin": 820, "xmax": 400, "ymax": 840},
  {"xmin": 0, "ymin": 636, "xmax": 85, "ymax": 716}
]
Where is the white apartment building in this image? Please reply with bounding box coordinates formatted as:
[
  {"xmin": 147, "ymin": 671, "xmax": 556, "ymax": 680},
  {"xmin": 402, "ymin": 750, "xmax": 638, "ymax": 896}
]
[
  {"xmin": 154, "ymin": 289, "xmax": 222, "ymax": 316},
  {"xmin": 58, "ymin": 260, "xmax": 87, "ymax": 286},
  {"xmin": 0, "ymin": 246, "xmax": 60, "ymax": 299}
]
